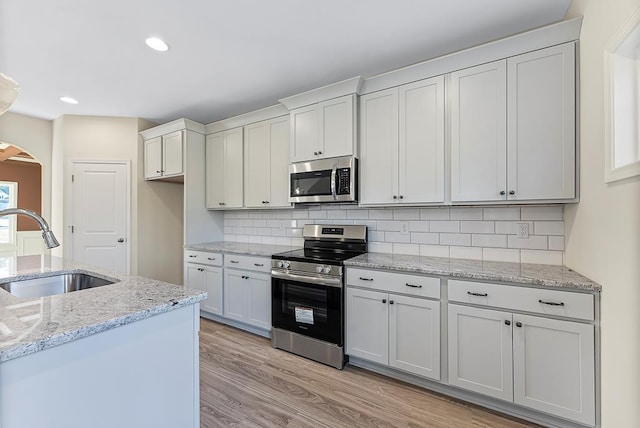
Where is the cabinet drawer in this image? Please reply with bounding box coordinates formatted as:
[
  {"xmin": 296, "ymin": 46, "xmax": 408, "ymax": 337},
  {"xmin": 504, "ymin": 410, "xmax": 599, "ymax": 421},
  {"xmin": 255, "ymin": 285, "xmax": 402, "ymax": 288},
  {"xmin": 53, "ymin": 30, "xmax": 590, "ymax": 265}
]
[
  {"xmin": 184, "ymin": 250, "xmax": 222, "ymax": 267},
  {"xmin": 347, "ymin": 268, "xmax": 440, "ymax": 299},
  {"xmin": 224, "ymin": 254, "xmax": 271, "ymax": 273},
  {"xmin": 448, "ymin": 280, "xmax": 594, "ymax": 321}
]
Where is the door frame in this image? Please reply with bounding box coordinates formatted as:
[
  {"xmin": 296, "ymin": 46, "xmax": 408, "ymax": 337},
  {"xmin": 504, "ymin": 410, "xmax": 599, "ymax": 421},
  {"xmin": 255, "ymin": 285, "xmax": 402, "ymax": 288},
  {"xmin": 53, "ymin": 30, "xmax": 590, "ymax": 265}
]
[{"xmin": 66, "ymin": 160, "xmax": 132, "ymax": 274}]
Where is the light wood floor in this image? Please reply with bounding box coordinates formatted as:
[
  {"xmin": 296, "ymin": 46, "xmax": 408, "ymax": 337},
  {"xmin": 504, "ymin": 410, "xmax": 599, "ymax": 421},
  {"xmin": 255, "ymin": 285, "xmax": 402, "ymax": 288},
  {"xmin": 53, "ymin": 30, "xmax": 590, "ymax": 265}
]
[{"xmin": 199, "ymin": 319, "xmax": 540, "ymax": 428}]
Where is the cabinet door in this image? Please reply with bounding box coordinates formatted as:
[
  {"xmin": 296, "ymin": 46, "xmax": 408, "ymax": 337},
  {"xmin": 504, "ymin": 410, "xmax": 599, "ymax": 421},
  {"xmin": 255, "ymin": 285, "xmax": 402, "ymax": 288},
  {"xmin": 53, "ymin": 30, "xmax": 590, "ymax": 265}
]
[
  {"xmin": 513, "ymin": 314, "xmax": 595, "ymax": 426},
  {"xmin": 162, "ymin": 130, "xmax": 184, "ymax": 177},
  {"xmin": 448, "ymin": 304, "xmax": 513, "ymax": 401},
  {"xmin": 268, "ymin": 116, "xmax": 291, "ymax": 208},
  {"xmin": 345, "ymin": 287, "xmax": 389, "ymax": 365},
  {"xmin": 290, "ymin": 104, "xmax": 318, "ymax": 162},
  {"xmin": 144, "ymin": 136, "xmax": 163, "ymax": 179},
  {"xmin": 359, "ymin": 88, "xmax": 399, "ymax": 205},
  {"xmin": 244, "ymin": 121, "xmax": 271, "ymax": 208},
  {"xmin": 223, "ymin": 270, "xmax": 250, "ymax": 322},
  {"xmin": 389, "ymin": 295, "xmax": 440, "ymax": 380},
  {"xmin": 507, "ymin": 43, "xmax": 576, "ymax": 201},
  {"xmin": 224, "ymin": 128, "xmax": 244, "ymax": 209},
  {"xmin": 205, "ymin": 133, "xmax": 225, "ymax": 208},
  {"xmin": 399, "ymin": 77, "xmax": 445, "ymax": 203},
  {"xmin": 247, "ymin": 273, "xmax": 271, "ymax": 330},
  {"xmin": 185, "ymin": 264, "xmax": 205, "ymax": 294},
  {"xmin": 202, "ymin": 266, "xmax": 223, "ymax": 316},
  {"xmin": 319, "ymin": 94, "xmax": 355, "ymax": 159},
  {"xmin": 450, "ymin": 60, "xmax": 507, "ymax": 202}
]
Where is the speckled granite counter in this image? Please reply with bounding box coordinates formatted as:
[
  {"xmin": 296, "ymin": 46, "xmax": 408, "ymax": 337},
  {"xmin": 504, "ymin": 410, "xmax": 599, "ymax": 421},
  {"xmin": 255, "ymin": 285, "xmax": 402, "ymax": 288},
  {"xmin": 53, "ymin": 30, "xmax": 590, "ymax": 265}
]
[
  {"xmin": 185, "ymin": 241, "xmax": 300, "ymax": 257},
  {"xmin": 345, "ymin": 253, "xmax": 601, "ymax": 291},
  {"xmin": 0, "ymin": 255, "xmax": 206, "ymax": 363}
]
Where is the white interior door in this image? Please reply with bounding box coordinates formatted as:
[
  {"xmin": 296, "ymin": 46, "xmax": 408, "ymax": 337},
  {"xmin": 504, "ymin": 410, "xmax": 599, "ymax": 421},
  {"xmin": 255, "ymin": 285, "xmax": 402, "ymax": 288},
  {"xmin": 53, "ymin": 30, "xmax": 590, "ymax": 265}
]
[{"xmin": 71, "ymin": 161, "xmax": 129, "ymax": 273}]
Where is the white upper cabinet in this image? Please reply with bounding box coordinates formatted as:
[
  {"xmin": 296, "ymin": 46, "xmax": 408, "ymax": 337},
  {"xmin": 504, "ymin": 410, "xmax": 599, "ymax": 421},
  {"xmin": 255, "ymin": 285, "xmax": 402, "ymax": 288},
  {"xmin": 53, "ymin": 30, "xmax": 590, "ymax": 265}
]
[
  {"xmin": 360, "ymin": 76, "xmax": 445, "ymax": 205},
  {"xmin": 450, "ymin": 43, "xmax": 576, "ymax": 203},
  {"xmin": 144, "ymin": 130, "xmax": 185, "ymax": 180},
  {"xmin": 244, "ymin": 116, "xmax": 291, "ymax": 208},
  {"xmin": 206, "ymin": 128, "xmax": 244, "ymax": 209},
  {"xmin": 507, "ymin": 43, "xmax": 576, "ymax": 201},
  {"xmin": 450, "ymin": 60, "xmax": 508, "ymax": 202},
  {"xmin": 290, "ymin": 94, "xmax": 356, "ymax": 162}
]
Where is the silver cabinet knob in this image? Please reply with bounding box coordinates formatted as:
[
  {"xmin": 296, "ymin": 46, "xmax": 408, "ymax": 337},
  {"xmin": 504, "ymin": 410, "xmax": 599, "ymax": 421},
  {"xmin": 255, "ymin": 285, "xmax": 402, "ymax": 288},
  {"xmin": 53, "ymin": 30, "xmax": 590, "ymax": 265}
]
[{"xmin": 117, "ymin": 238, "xmax": 125, "ymax": 243}]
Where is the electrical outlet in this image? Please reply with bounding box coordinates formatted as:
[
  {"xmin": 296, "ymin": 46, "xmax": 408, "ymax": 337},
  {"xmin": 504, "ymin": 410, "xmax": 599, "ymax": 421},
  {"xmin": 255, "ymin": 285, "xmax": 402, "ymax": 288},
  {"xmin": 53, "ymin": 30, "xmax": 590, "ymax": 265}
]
[
  {"xmin": 516, "ymin": 222, "xmax": 529, "ymax": 239},
  {"xmin": 400, "ymin": 221, "xmax": 410, "ymax": 235}
]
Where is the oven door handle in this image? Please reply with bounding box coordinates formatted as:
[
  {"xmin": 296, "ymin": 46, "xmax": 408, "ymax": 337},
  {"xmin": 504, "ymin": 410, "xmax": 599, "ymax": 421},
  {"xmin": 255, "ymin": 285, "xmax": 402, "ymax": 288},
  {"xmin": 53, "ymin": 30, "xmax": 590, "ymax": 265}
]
[
  {"xmin": 271, "ymin": 270, "xmax": 343, "ymax": 288},
  {"xmin": 331, "ymin": 164, "xmax": 337, "ymax": 200}
]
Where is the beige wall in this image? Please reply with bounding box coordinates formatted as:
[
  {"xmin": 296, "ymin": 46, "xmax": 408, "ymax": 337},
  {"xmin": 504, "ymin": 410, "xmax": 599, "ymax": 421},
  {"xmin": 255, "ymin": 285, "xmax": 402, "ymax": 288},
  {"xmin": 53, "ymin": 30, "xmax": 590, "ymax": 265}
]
[
  {"xmin": 566, "ymin": 2, "xmax": 640, "ymax": 426},
  {"xmin": 0, "ymin": 112, "xmax": 53, "ymax": 225},
  {"xmin": 51, "ymin": 115, "xmax": 184, "ymax": 284}
]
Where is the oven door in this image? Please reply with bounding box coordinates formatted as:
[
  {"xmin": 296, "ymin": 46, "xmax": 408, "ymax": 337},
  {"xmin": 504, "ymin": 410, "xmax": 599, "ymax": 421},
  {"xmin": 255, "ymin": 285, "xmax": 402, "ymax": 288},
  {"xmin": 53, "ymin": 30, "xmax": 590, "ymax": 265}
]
[{"xmin": 271, "ymin": 273, "xmax": 343, "ymax": 345}]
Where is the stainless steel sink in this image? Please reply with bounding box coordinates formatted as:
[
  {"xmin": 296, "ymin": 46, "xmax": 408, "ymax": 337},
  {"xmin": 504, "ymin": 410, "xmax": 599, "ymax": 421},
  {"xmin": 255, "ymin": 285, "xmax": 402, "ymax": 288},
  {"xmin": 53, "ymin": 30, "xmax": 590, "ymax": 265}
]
[{"xmin": 0, "ymin": 273, "xmax": 115, "ymax": 298}]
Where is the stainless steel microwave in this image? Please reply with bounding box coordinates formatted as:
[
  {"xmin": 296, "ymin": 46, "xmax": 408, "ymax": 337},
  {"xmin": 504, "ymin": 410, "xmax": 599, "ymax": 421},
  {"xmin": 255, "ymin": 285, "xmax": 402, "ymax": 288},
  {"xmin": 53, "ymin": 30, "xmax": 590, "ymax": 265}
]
[{"xmin": 289, "ymin": 156, "xmax": 357, "ymax": 204}]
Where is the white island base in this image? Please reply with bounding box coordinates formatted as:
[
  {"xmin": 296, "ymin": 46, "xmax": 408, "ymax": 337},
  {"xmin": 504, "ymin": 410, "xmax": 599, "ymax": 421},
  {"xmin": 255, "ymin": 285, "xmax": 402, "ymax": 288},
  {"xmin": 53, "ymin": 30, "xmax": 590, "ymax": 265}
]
[{"xmin": 0, "ymin": 304, "xmax": 200, "ymax": 428}]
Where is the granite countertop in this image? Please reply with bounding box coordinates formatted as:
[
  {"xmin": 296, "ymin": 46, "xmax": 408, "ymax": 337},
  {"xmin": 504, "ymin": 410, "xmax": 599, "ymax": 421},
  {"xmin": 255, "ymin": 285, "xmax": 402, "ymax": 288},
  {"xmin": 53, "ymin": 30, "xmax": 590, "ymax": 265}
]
[
  {"xmin": 0, "ymin": 255, "xmax": 206, "ymax": 363},
  {"xmin": 345, "ymin": 253, "xmax": 601, "ymax": 292},
  {"xmin": 185, "ymin": 241, "xmax": 300, "ymax": 257}
]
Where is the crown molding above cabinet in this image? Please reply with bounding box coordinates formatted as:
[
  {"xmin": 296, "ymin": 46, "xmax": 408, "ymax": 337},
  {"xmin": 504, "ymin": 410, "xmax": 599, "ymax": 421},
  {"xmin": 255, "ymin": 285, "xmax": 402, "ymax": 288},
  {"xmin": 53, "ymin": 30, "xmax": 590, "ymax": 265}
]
[{"xmin": 279, "ymin": 76, "xmax": 363, "ymax": 110}]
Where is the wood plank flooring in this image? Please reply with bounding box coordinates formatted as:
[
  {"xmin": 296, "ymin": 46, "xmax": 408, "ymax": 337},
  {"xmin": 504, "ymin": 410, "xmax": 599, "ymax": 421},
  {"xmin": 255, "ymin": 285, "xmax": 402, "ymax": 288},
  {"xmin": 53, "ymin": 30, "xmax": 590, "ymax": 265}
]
[{"xmin": 199, "ymin": 319, "xmax": 540, "ymax": 428}]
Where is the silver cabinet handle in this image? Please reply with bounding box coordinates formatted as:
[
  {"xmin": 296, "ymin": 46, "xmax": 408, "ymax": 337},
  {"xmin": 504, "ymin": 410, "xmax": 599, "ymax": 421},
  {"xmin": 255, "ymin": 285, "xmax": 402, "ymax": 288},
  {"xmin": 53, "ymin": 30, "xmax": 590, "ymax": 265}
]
[
  {"xmin": 254, "ymin": 263, "xmax": 264, "ymax": 267},
  {"xmin": 207, "ymin": 257, "xmax": 216, "ymax": 261},
  {"xmin": 467, "ymin": 291, "xmax": 488, "ymax": 297},
  {"xmin": 198, "ymin": 268, "xmax": 204, "ymax": 272},
  {"xmin": 359, "ymin": 277, "xmax": 373, "ymax": 281},
  {"xmin": 188, "ymin": 255, "xmax": 197, "ymax": 258},
  {"xmin": 405, "ymin": 283, "xmax": 422, "ymax": 288},
  {"xmin": 538, "ymin": 299, "xmax": 564, "ymax": 306},
  {"xmin": 509, "ymin": 190, "xmax": 516, "ymax": 195},
  {"xmin": 499, "ymin": 190, "xmax": 506, "ymax": 195},
  {"xmin": 229, "ymin": 260, "xmax": 239, "ymax": 264}
]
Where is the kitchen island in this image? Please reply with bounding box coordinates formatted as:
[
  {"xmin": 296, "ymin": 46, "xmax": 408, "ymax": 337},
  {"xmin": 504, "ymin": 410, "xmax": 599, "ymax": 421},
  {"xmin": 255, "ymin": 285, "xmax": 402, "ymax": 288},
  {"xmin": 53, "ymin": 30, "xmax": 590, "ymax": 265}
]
[{"xmin": 0, "ymin": 255, "xmax": 205, "ymax": 428}]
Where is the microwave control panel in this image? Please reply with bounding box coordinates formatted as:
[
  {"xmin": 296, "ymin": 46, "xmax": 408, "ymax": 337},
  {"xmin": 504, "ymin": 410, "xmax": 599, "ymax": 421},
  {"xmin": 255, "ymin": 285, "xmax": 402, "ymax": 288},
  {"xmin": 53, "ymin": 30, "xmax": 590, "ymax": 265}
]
[{"xmin": 337, "ymin": 168, "xmax": 351, "ymax": 195}]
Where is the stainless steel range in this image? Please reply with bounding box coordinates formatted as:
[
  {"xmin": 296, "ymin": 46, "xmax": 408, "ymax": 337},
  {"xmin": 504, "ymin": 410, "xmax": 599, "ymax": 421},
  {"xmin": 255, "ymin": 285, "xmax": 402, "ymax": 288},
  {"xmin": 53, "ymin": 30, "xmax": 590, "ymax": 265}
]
[{"xmin": 271, "ymin": 224, "xmax": 367, "ymax": 369}]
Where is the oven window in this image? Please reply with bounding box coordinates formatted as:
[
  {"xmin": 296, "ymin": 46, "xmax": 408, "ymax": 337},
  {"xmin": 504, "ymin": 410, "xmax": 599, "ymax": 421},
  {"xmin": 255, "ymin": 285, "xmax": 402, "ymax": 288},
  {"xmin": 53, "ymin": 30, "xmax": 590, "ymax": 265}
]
[
  {"xmin": 272, "ymin": 278, "xmax": 343, "ymax": 345},
  {"xmin": 291, "ymin": 170, "xmax": 332, "ymax": 197}
]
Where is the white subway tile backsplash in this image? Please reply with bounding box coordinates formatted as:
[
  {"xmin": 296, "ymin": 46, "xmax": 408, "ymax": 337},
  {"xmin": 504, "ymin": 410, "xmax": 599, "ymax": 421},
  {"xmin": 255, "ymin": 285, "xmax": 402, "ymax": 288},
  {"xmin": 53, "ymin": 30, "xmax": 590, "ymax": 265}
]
[
  {"xmin": 450, "ymin": 207, "xmax": 483, "ymax": 220},
  {"xmin": 534, "ymin": 221, "xmax": 564, "ymax": 236},
  {"xmin": 384, "ymin": 232, "xmax": 412, "ymax": 243},
  {"xmin": 483, "ymin": 248, "xmax": 521, "ymax": 263},
  {"xmin": 410, "ymin": 232, "xmax": 439, "ymax": 245},
  {"xmin": 420, "ymin": 208, "xmax": 450, "ymax": 220},
  {"xmin": 440, "ymin": 233, "xmax": 471, "ymax": 246},
  {"xmin": 369, "ymin": 242, "xmax": 393, "ymax": 253},
  {"xmin": 460, "ymin": 221, "xmax": 495, "ymax": 234},
  {"xmin": 377, "ymin": 221, "xmax": 401, "ymax": 232},
  {"xmin": 450, "ymin": 246, "xmax": 483, "ymax": 260},
  {"xmin": 521, "ymin": 250, "xmax": 563, "ymax": 265},
  {"xmin": 521, "ymin": 206, "xmax": 563, "ymax": 221},
  {"xmin": 394, "ymin": 209, "xmax": 421, "ymax": 220},
  {"xmin": 369, "ymin": 209, "xmax": 394, "ymax": 220},
  {"xmin": 420, "ymin": 245, "xmax": 450, "ymax": 258},
  {"xmin": 472, "ymin": 234, "xmax": 507, "ymax": 248},
  {"xmin": 507, "ymin": 235, "xmax": 548, "ymax": 250},
  {"xmin": 548, "ymin": 236, "xmax": 565, "ymax": 251},
  {"xmin": 483, "ymin": 207, "xmax": 520, "ymax": 220},
  {"xmin": 223, "ymin": 205, "xmax": 564, "ymax": 265},
  {"xmin": 408, "ymin": 221, "xmax": 429, "ymax": 232},
  {"xmin": 430, "ymin": 221, "xmax": 460, "ymax": 233},
  {"xmin": 393, "ymin": 243, "xmax": 420, "ymax": 255}
]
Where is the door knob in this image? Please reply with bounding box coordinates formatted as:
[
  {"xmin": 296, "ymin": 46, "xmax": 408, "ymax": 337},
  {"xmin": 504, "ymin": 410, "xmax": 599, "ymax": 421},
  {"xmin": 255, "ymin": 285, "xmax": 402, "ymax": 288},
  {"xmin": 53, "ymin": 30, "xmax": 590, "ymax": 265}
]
[{"xmin": 117, "ymin": 238, "xmax": 125, "ymax": 243}]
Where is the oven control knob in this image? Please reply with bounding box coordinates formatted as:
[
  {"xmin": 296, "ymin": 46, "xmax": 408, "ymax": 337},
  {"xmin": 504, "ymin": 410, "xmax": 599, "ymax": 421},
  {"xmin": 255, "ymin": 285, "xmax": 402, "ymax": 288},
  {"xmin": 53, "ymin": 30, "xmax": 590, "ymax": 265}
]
[
  {"xmin": 283, "ymin": 261, "xmax": 291, "ymax": 269},
  {"xmin": 315, "ymin": 265, "xmax": 323, "ymax": 273},
  {"xmin": 277, "ymin": 261, "xmax": 285, "ymax": 268},
  {"xmin": 323, "ymin": 266, "xmax": 332, "ymax": 274}
]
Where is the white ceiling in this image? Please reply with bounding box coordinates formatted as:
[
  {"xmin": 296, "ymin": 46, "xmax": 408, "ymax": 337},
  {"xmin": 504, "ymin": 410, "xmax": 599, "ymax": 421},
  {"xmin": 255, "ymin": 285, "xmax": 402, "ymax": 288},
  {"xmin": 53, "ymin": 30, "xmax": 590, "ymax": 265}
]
[{"xmin": 1, "ymin": 0, "xmax": 572, "ymax": 125}]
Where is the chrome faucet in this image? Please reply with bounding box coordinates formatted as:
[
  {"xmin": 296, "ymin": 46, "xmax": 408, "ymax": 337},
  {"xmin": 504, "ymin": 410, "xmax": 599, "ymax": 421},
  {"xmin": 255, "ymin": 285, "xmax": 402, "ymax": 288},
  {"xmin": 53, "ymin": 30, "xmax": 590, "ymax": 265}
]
[{"xmin": 0, "ymin": 208, "xmax": 60, "ymax": 249}]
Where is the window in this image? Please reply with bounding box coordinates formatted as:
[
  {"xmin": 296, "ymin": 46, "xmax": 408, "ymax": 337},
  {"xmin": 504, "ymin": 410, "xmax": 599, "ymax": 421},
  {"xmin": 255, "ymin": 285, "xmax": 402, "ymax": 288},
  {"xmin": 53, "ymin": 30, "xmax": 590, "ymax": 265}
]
[
  {"xmin": 605, "ymin": 7, "xmax": 640, "ymax": 182},
  {"xmin": 0, "ymin": 181, "xmax": 18, "ymax": 246}
]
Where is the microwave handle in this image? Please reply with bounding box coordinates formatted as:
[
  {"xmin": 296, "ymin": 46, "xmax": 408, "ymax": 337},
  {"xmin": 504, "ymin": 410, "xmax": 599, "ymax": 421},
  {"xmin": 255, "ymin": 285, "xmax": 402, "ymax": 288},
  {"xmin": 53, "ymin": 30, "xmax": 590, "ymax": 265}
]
[{"xmin": 331, "ymin": 164, "xmax": 338, "ymax": 200}]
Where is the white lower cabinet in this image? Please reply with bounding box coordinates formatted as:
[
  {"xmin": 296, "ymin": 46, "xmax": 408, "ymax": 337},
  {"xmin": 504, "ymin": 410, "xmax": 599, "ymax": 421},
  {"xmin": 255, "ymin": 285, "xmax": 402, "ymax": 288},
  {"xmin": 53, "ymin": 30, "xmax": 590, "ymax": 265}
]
[
  {"xmin": 223, "ymin": 256, "xmax": 271, "ymax": 331},
  {"xmin": 184, "ymin": 250, "xmax": 223, "ymax": 316},
  {"xmin": 448, "ymin": 303, "xmax": 595, "ymax": 426},
  {"xmin": 346, "ymin": 276, "xmax": 440, "ymax": 380}
]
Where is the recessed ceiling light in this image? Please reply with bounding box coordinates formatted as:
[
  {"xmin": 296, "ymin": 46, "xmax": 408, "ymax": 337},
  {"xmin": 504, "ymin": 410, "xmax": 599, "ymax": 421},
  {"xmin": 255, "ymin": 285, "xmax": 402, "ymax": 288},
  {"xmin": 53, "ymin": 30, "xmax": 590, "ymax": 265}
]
[
  {"xmin": 60, "ymin": 96, "xmax": 78, "ymax": 104},
  {"xmin": 145, "ymin": 37, "xmax": 169, "ymax": 52}
]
